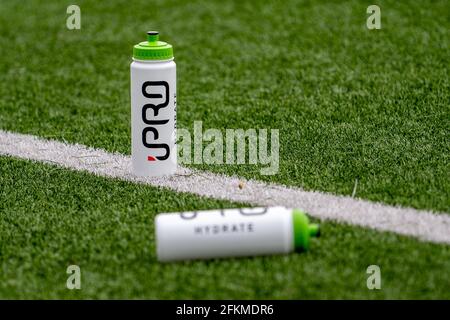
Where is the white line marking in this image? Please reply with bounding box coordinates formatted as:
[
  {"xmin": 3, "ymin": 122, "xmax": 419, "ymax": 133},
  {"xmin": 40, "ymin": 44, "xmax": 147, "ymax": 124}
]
[{"xmin": 1, "ymin": 130, "xmax": 449, "ymax": 244}]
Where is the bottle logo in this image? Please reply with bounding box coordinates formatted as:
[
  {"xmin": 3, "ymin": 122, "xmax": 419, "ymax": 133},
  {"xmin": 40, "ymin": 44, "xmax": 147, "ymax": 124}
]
[{"xmin": 141, "ymin": 81, "xmax": 170, "ymax": 161}]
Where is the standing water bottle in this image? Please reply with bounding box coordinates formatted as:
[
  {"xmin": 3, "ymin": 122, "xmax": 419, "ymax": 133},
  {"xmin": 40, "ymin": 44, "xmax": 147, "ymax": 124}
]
[{"xmin": 131, "ymin": 31, "xmax": 176, "ymax": 176}]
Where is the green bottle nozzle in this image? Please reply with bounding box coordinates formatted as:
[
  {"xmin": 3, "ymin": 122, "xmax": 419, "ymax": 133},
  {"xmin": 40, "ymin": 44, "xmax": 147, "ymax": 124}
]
[
  {"xmin": 147, "ymin": 31, "xmax": 159, "ymax": 43},
  {"xmin": 134, "ymin": 31, "xmax": 173, "ymax": 60},
  {"xmin": 292, "ymin": 209, "xmax": 320, "ymax": 251},
  {"xmin": 309, "ymin": 223, "xmax": 320, "ymax": 237}
]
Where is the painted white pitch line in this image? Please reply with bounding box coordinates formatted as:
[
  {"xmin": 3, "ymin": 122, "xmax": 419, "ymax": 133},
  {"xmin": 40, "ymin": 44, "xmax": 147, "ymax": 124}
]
[{"xmin": 1, "ymin": 129, "xmax": 449, "ymax": 244}]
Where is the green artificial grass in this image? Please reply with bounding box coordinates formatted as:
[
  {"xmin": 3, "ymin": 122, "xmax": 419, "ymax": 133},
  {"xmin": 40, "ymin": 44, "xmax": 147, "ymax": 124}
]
[
  {"xmin": 1, "ymin": 157, "xmax": 449, "ymax": 299},
  {"xmin": 0, "ymin": 0, "xmax": 449, "ymax": 299},
  {"xmin": 0, "ymin": 0, "xmax": 448, "ymax": 212}
]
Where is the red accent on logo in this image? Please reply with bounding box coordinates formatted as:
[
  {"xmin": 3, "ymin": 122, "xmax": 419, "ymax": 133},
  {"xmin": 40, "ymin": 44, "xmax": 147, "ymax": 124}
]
[{"xmin": 147, "ymin": 156, "xmax": 156, "ymax": 161}]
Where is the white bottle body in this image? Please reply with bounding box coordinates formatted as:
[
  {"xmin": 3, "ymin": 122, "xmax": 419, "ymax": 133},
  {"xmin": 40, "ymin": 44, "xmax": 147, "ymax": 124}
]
[
  {"xmin": 155, "ymin": 207, "xmax": 294, "ymax": 262},
  {"xmin": 130, "ymin": 59, "xmax": 176, "ymax": 176}
]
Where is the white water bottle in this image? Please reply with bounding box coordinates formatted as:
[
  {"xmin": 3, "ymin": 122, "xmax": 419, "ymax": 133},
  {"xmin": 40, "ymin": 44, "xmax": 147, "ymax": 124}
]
[
  {"xmin": 155, "ymin": 207, "xmax": 320, "ymax": 262},
  {"xmin": 131, "ymin": 31, "xmax": 176, "ymax": 176}
]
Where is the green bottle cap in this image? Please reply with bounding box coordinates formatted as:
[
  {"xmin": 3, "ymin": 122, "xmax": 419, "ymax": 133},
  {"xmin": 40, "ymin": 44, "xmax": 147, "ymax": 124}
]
[
  {"xmin": 292, "ymin": 209, "xmax": 320, "ymax": 251},
  {"xmin": 133, "ymin": 31, "xmax": 174, "ymax": 61}
]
